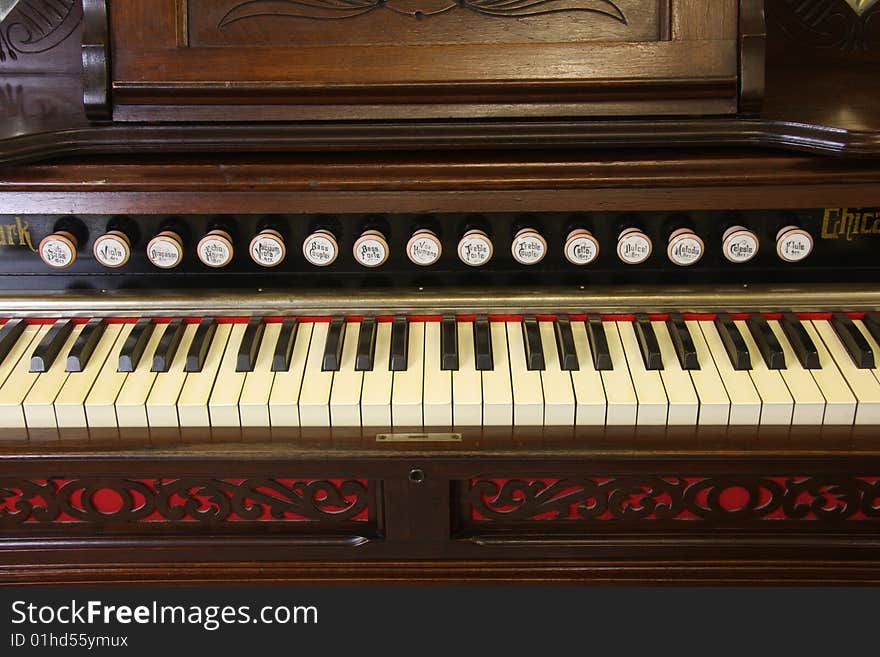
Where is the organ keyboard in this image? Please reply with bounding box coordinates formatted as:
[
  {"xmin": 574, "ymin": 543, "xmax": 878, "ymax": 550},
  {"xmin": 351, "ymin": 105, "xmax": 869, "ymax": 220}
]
[{"xmin": 4, "ymin": 310, "xmax": 880, "ymax": 432}]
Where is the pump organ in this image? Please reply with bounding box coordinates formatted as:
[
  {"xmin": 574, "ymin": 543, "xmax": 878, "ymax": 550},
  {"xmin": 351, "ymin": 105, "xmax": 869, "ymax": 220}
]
[{"xmin": 0, "ymin": 0, "xmax": 880, "ymax": 584}]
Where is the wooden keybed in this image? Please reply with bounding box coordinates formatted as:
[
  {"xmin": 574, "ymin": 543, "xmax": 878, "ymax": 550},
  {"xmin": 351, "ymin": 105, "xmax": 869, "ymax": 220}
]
[{"xmin": 0, "ymin": 421, "xmax": 879, "ymax": 586}]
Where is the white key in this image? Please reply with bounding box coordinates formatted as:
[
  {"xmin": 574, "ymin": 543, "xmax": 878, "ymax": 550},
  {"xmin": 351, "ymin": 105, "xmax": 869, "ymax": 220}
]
[
  {"xmin": 597, "ymin": 321, "xmax": 637, "ymax": 426},
  {"xmin": 452, "ymin": 321, "xmax": 482, "ymax": 426},
  {"xmin": 735, "ymin": 319, "xmax": 793, "ymax": 426},
  {"xmin": 767, "ymin": 320, "xmax": 826, "ymax": 425},
  {"xmin": 507, "ymin": 321, "xmax": 543, "ymax": 426},
  {"xmin": 618, "ymin": 322, "xmax": 667, "ymax": 426},
  {"xmin": 207, "ymin": 323, "xmax": 249, "ymax": 427},
  {"xmin": 361, "ymin": 322, "xmax": 392, "ymax": 426},
  {"xmin": 176, "ymin": 323, "xmax": 231, "ymax": 427},
  {"xmin": 115, "ymin": 323, "xmax": 167, "ymax": 427},
  {"xmin": 684, "ymin": 320, "xmax": 730, "ymax": 425},
  {"xmin": 54, "ymin": 324, "xmax": 124, "ymax": 428},
  {"xmin": 145, "ymin": 323, "xmax": 198, "ymax": 427},
  {"xmin": 23, "ymin": 324, "xmax": 85, "ymax": 428},
  {"xmin": 329, "ymin": 322, "xmax": 363, "ymax": 427},
  {"xmin": 0, "ymin": 325, "xmax": 48, "ymax": 428},
  {"xmin": 238, "ymin": 322, "xmax": 280, "ymax": 428},
  {"xmin": 482, "ymin": 322, "xmax": 513, "ymax": 426},
  {"xmin": 423, "ymin": 321, "xmax": 452, "ymax": 427},
  {"xmin": 799, "ymin": 321, "xmax": 856, "ymax": 425},
  {"xmin": 0, "ymin": 324, "xmax": 41, "ymax": 387},
  {"xmin": 569, "ymin": 321, "xmax": 606, "ymax": 425},
  {"xmin": 298, "ymin": 322, "xmax": 334, "ymax": 427},
  {"xmin": 539, "ymin": 321, "xmax": 574, "ymax": 425},
  {"xmin": 653, "ymin": 321, "xmax": 698, "ymax": 425},
  {"xmin": 84, "ymin": 322, "xmax": 137, "ymax": 428},
  {"xmin": 268, "ymin": 321, "xmax": 312, "ymax": 427},
  {"xmin": 699, "ymin": 321, "xmax": 760, "ymax": 425},
  {"xmin": 811, "ymin": 319, "xmax": 880, "ymax": 424},
  {"xmin": 392, "ymin": 321, "xmax": 424, "ymax": 427}
]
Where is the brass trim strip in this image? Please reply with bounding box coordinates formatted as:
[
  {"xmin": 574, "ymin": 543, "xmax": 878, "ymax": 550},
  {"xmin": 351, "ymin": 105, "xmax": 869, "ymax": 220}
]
[
  {"xmin": 0, "ymin": 284, "xmax": 875, "ymax": 316},
  {"xmin": 376, "ymin": 433, "xmax": 462, "ymax": 442}
]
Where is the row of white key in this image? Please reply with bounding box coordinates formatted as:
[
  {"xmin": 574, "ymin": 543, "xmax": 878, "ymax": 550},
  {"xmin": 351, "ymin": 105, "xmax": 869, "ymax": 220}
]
[{"xmin": 0, "ymin": 317, "xmax": 879, "ymax": 430}]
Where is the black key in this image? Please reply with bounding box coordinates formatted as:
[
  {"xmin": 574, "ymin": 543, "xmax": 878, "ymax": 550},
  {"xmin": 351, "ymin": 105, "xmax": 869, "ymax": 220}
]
[
  {"xmin": 862, "ymin": 312, "xmax": 880, "ymax": 348},
  {"xmin": 634, "ymin": 313, "xmax": 662, "ymax": 370},
  {"xmin": 66, "ymin": 318, "xmax": 107, "ymax": 372},
  {"xmin": 714, "ymin": 313, "xmax": 751, "ymax": 370},
  {"xmin": 586, "ymin": 318, "xmax": 613, "ymax": 371},
  {"xmin": 441, "ymin": 316, "xmax": 459, "ymax": 371},
  {"xmin": 554, "ymin": 317, "xmax": 579, "ymax": 371},
  {"xmin": 152, "ymin": 318, "xmax": 185, "ymax": 373},
  {"xmin": 355, "ymin": 318, "xmax": 377, "ymax": 372},
  {"xmin": 389, "ymin": 316, "xmax": 409, "ymax": 372},
  {"xmin": 271, "ymin": 318, "xmax": 298, "ymax": 372},
  {"xmin": 666, "ymin": 313, "xmax": 699, "ymax": 370},
  {"xmin": 474, "ymin": 316, "xmax": 493, "ymax": 371},
  {"xmin": 0, "ymin": 319, "xmax": 26, "ymax": 367},
  {"xmin": 746, "ymin": 314, "xmax": 786, "ymax": 370},
  {"xmin": 831, "ymin": 312, "xmax": 874, "ymax": 369},
  {"xmin": 236, "ymin": 317, "xmax": 265, "ymax": 372},
  {"xmin": 30, "ymin": 319, "xmax": 73, "ymax": 372},
  {"xmin": 780, "ymin": 313, "xmax": 820, "ymax": 370},
  {"xmin": 322, "ymin": 317, "xmax": 345, "ymax": 372},
  {"xmin": 522, "ymin": 316, "xmax": 544, "ymax": 371},
  {"xmin": 118, "ymin": 318, "xmax": 154, "ymax": 372},
  {"xmin": 185, "ymin": 317, "xmax": 217, "ymax": 373}
]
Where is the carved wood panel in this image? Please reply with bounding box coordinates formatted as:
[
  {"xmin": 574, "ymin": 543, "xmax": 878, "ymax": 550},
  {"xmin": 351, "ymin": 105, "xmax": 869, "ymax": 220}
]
[
  {"xmin": 461, "ymin": 476, "xmax": 880, "ymax": 529},
  {"xmin": 0, "ymin": 0, "xmax": 82, "ymax": 72},
  {"xmin": 190, "ymin": 0, "xmax": 663, "ymax": 47},
  {"xmin": 107, "ymin": 0, "xmax": 744, "ymax": 120},
  {"xmin": 0, "ymin": 477, "xmax": 379, "ymax": 534}
]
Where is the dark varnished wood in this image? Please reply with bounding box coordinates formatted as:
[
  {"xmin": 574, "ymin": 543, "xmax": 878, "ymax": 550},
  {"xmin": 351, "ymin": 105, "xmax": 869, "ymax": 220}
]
[
  {"xmin": 106, "ymin": 0, "xmax": 743, "ymax": 120},
  {"xmin": 81, "ymin": 0, "xmax": 109, "ymax": 119},
  {"xmin": 2, "ymin": 149, "xmax": 880, "ymax": 217},
  {"xmin": 3, "ymin": 561, "xmax": 880, "ymax": 586},
  {"xmin": 4, "ymin": 115, "xmax": 880, "ymax": 169},
  {"xmin": 0, "ymin": 428, "xmax": 879, "ymax": 584},
  {"xmin": 766, "ymin": 0, "xmax": 880, "ymax": 54},
  {"xmin": 2, "ymin": 1, "xmax": 880, "ymax": 164},
  {"xmin": 0, "ymin": 0, "xmax": 82, "ymax": 74},
  {"xmin": 2, "ymin": 1, "xmax": 880, "ymax": 587},
  {"xmin": 738, "ymin": 0, "xmax": 766, "ymax": 114}
]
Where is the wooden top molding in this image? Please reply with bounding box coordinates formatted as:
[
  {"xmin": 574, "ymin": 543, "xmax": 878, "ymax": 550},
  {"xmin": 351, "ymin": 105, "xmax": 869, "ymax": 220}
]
[{"xmin": 2, "ymin": 147, "xmax": 880, "ymax": 216}]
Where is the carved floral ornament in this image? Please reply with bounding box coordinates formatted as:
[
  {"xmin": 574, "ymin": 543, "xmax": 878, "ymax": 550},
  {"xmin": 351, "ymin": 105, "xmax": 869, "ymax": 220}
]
[
  {"xmin": 0, "ymin": 0, "xmax": 80, "ymax": 63},
  {"xmin": 218, "ymin": 0, "xmax": 628, "ymax": 23}
]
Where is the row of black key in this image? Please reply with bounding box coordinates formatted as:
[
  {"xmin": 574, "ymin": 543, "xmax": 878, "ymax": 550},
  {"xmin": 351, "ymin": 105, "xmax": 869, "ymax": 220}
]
[
  {"xmin": 6, "ymin": 311, "xmax": 880, "ymax": 377},
  {"xmin": 309, "ymin": 313, "xmax": 823, "ymax": 374}
]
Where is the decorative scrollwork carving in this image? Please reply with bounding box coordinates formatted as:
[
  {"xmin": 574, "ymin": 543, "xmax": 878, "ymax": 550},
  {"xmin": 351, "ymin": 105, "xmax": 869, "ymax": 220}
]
[
  {"xmin": 466, "ymin": 476, "xmax": 880, "ymax": 523},
  {"xmin": 769, "ymin": 0, "xmax": 880, "ymax": 50},
  {"xmin": 0, "ymin": 477, "xmax": 373, "ymax": 527},
  {"xmin": 218, "ymin": 0, "xmax": 627, "ymax": 24},
  {"xmin": 0, "ymin": 0, "xmax": 81, "ymax": 64}
]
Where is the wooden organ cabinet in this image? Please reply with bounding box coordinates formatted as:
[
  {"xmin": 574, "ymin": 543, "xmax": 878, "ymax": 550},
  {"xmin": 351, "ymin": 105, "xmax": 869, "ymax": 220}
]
[{"xmin": 0, "ymin": 0, "xmax": 878, "ymax": 584}]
